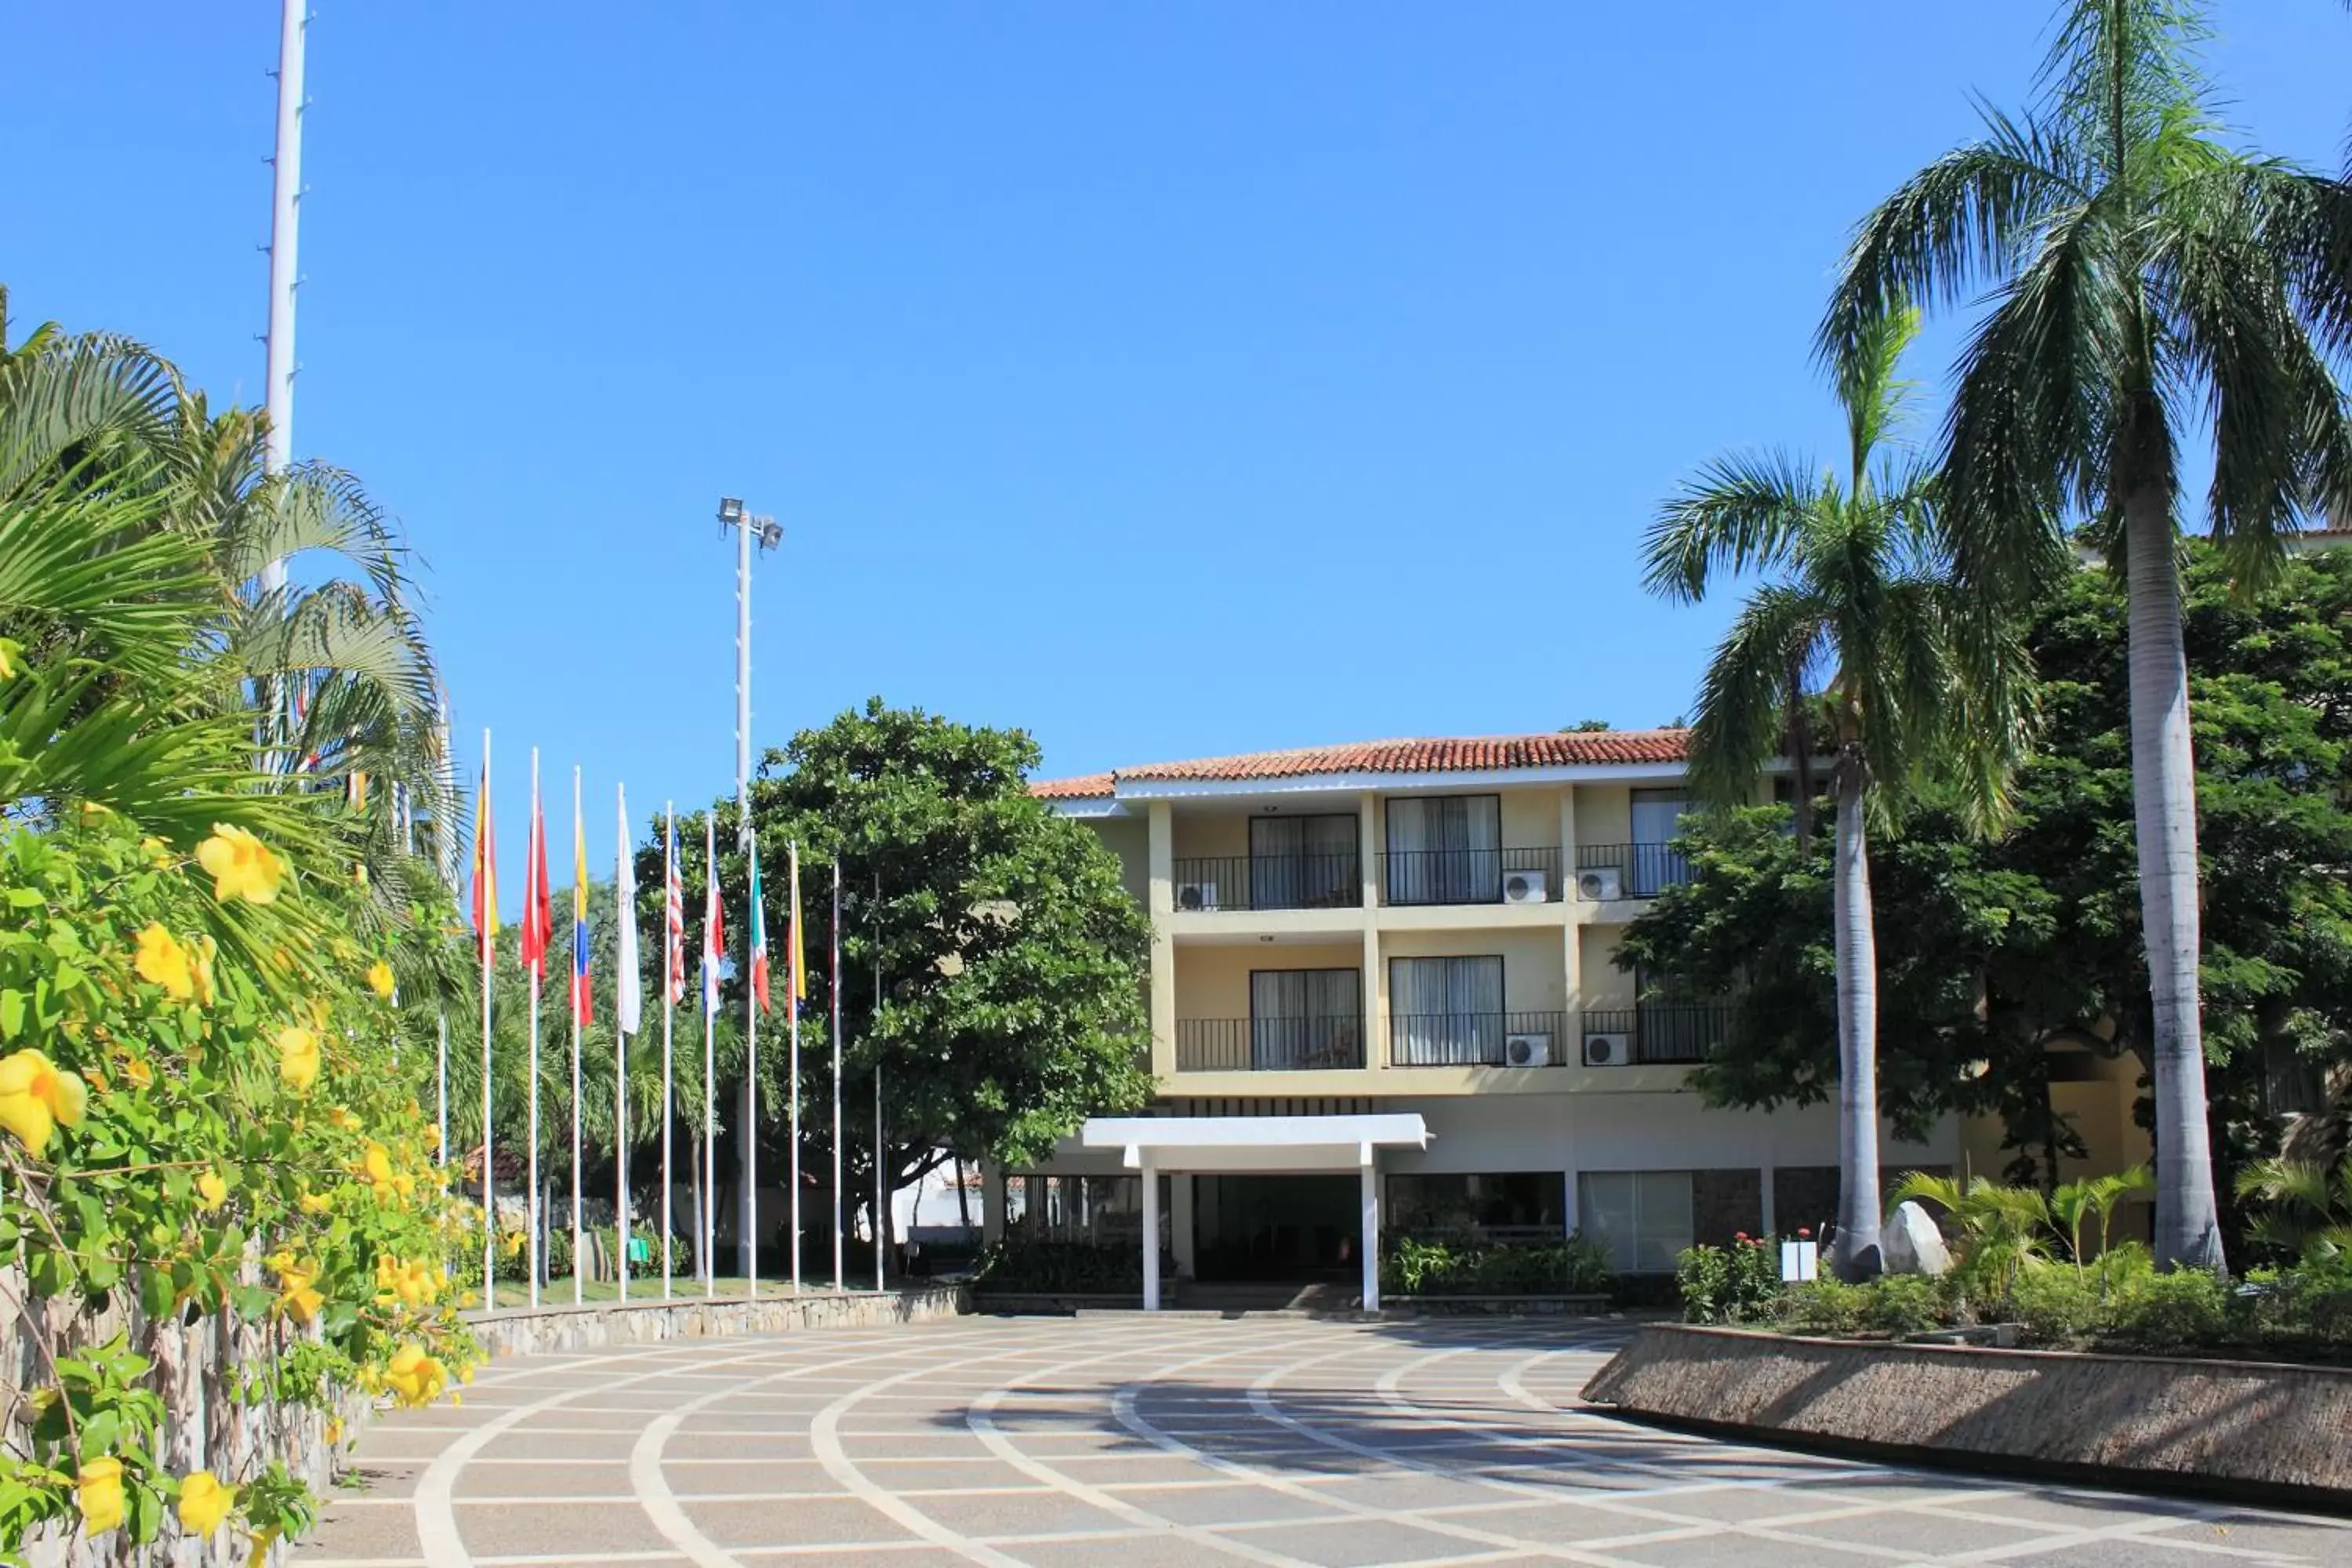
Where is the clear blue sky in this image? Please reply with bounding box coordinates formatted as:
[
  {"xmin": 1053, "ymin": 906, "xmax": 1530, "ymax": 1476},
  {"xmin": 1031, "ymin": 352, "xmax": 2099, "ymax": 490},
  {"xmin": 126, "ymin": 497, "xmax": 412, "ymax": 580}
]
[{"xmin": 7, "ymin": 4, "xmax": 2347, "ymax": 895}]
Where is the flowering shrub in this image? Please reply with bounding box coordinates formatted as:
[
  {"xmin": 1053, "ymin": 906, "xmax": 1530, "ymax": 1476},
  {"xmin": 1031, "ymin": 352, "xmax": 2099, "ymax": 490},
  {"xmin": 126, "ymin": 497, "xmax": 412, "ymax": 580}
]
[
  {"xmin": 1675, "ymin": 1232, "xmax": 1798, "ymax": 1323},
  {"xmin": 1381, "ymin": 1234, "xmax": 1615, "ymax": 1297},
  {"xmin": 0, "ymin": 815, "xmax": 479, "ymax": 1558}
]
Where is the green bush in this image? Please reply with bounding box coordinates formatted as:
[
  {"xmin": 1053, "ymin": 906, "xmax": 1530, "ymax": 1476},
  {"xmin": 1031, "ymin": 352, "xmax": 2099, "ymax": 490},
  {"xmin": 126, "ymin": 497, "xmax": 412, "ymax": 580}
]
[
  {"xmin": 1675, "ymin": 1238, "xmax": 1784, "ymax": 1323},
  {"xmin": 2111, "ymin": 1269, "xmax": 2230, "ymax": 1350},
  {"xmin": 1864, "ymin": 1273, "xmax": 1951, "ymax": 1334},
  {"xmin": 1782, "ymin": 1277, "xmax": 1873, "ymax": 1334},
  {"xmin": 2011, "ymin": 1266, "xmax": 2102, "ymax": 1342},
  {"xmin": 972, "ymin": 1239, "xmax": 1146, "ymax": 1294},
  {"xmin": 1381, "ymin": 1234, "xmax": 1614, "ymax": 1297}
]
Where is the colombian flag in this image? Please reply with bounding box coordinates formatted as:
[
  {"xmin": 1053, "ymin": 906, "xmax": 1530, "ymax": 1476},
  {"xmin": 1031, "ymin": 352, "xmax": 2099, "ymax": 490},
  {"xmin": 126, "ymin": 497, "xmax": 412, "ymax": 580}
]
[
  {"xmin": 572, "ymin": 807, "xmax": 593, "ymax": 1027},
  {"xmin": 520, "ymin": 787, "xmax": 554, "ymax": 979}
]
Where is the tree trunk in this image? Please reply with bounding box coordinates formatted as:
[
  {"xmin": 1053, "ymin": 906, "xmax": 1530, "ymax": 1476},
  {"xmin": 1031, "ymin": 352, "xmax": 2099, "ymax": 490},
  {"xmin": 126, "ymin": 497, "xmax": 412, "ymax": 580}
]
[
  {"xmin": 2122, "ymin": 485, "xmax": 2225, "ymax": 1272},
  {"xmin": 1830, "ymin": 762, "xmax": 1883, "ymax": 1281},
  {"xmin": 954, "ymin": 1153, "xmax": 973, "ymax": 1233}
]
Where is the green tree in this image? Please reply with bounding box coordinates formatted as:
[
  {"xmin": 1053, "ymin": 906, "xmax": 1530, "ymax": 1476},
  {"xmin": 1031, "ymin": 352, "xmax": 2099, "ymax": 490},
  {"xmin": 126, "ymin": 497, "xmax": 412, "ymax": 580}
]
[
  {"xmin": 1622, "ymin": 543, "xmax": 2352, "ymax": 1247},
  {"xmin": 1643, "ymin": 307, "xmax": 2030, "ymax": 1279},
  {"xmin": 643, "ymin": 700, "xmax": 1152, "ymax": 1258},
  {"xmin": 1820, "ymin": 0, "xmax": 2352, "ymax": 1270}
]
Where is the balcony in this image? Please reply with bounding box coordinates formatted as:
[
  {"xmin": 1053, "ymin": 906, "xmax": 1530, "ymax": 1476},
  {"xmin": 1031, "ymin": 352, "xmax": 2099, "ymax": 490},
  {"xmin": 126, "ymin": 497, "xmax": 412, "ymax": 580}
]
[
  {"xmin": 1377, "ymin": 848, "xmax": 1562, "ymax": 907},
  {"xmin": 1571, "ymin": 843, "xmax": 1692, "ymax": 901},
  {"xmin": 1579, "ymin": 1003, "xmax": 1731, "ymax": 1064},
  {"xmin": 1174, "ymin": 1016, "xmax": 1367, "ymax": 1072},
  {"xmin": 1170, "ymin": 853, "xmax": 1361, "ymax": 913},
  {"xmin": 1387, "ymin": 1011, "xmax": 1569, "ymax": 1068}
]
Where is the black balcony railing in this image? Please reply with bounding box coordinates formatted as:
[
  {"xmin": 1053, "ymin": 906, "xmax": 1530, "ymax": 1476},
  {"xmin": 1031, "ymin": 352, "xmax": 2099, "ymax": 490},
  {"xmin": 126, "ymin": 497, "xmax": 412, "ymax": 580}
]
[
  {"xmin": 1572, "ymin": 843, "xmax": 1692, "ymax": 901},
  {"xmin": 1170, "ymin": 854, "xmax": 1362, "ymax": 913},
  {"xmin": 1579, "ymin": 1003, "xmax": 1732, "ymax": 1064},
  {"xmin": 1387, "ymin": 1011, "xmax": 1568, "ymax": 1068},
  {"xmin": 1377, "ymin": 847, "xmax": 1561, "ymax": 907},
  {"xmin": 1175, "ymin": 1016, "xmax": 1367, "ymax": 1072}
]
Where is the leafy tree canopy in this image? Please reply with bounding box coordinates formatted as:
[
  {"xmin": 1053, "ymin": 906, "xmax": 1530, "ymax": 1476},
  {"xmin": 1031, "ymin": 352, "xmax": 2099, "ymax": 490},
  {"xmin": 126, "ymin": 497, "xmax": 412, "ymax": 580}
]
[{"xmin": 1621, "ymin": 542, "xmax": 2352, "ymax": 1210}]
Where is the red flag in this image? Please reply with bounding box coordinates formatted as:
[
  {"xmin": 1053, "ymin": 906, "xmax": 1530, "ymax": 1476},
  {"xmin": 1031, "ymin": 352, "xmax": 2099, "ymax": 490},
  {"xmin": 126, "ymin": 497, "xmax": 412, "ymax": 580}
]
[
  {"xmin": 519, "ymin": 787, "xmax": 554, "ymax": 978},
  {"xmin": 748, "ymin": 842, "xmax": 770, "ymax": 1014},
  {"xmin": 702, "ymin": 826, "xmax": 724, "ymax": 1015},
  {"xmin": 664, "ymin": 819, "xmax": 686, "ymax": 1006}
]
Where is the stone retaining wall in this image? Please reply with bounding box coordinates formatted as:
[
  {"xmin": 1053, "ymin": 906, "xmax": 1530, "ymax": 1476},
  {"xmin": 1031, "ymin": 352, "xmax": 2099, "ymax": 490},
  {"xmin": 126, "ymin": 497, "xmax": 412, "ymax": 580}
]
[
  {"xmin": 1583, "ymin": 1323, "xmax": 2352, "ymax": 1505},
  {"xmin": 463, "ymin": 1282, "xmax": 971, "ymax": 1359}
]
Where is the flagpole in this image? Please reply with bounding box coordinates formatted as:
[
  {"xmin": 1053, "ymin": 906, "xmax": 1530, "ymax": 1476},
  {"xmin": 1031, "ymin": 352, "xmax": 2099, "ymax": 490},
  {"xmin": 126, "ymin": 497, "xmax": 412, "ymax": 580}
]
[
  {"xmin": 702, "ymin": 815, "xmax": 717, "ymax": 1299},
  {"xmin": 570, "ymin": 767, "xmax": 585, "ymax": 1305},
  {"xmin": 873, "ymin": 871, "xmax": 884, "ymax": 1293},
  {"xmin": 745, "ymin": 818, "xmax": 760, "ymax": 1301},
  {"xmin": 788, "ymin": 840, "xmax": 802, "ymax": 1295},
  {"xmin": 437, "ymin": 1011, "xmax": 448, "ymax": 1174},
  {"xmin": 479, "ymin": 730, "xmax": 495, "ymax": 1305},
  {"xmin": 842, "ymin": 860, "xmax": 851, "ymax": 1288},
  {"xmin": 528, "ymin": 747, "xmax": 543, "ymax": 1310},
  {"xmin": 662, "ymin": 803, "xmax": 676, "ymax": 1300},
  {"xmin": 615, "ymin": 781, "xmax": 632, "ymax": 1306}
]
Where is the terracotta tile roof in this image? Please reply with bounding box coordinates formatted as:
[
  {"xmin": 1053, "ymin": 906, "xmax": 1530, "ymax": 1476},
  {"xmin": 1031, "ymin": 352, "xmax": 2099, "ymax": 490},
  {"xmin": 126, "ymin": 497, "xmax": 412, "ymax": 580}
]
[{"xmin": 1031, "ymin": 730, "xmax": 1688, "ymax": 799}]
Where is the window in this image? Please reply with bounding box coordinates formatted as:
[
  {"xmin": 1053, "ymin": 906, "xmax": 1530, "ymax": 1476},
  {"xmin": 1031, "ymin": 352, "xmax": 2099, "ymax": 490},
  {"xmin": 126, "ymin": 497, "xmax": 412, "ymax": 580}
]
[
  {"xmin": 1387, "ymin": 1172, "xmax": 1563, "ymax": 1238},
  {"xmin": 1007, "ymin": 1174, "xmax": 1171, "ymax": 1248},
  {"xmin": 1628, "ymin": 789, "xmax": 1693, "ymax": 895},
  {"xmin": 1250, "ymin": 815, "xmax": 1359, "ymax": 909},
  {"xmin": 1388, "ymin": 955, "xmax": 1504, "ymax": 1065},
  {"xmin": 1385, "ymin": 795, "xmax": 1502, "ymax": 905},
  {"xmin": 1249, "ymin": 968, "xmax": 1364, "ymax": 1070},
  {"xmin": 1577, "ymin": 1171, "xmax": 1694, "ymax": 1272}
]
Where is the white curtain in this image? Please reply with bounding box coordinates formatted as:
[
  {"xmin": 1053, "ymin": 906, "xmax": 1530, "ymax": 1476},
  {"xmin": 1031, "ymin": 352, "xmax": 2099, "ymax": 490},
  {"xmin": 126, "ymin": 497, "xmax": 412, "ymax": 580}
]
[
  {"xmin": 1385, "ymin": 797, "xmax": 1501, "ymax": 904},
  {"xmin": 1250, "ymin": 814, "xmax": 1359, "ymax": 909},
  {"xmin": 1389, "ymin": 956, "xmax": 1503, "ymax": 1065},
  {"xmin": 1250, "ymin": 968, "xmax": 1361, "ymax": 1068}
]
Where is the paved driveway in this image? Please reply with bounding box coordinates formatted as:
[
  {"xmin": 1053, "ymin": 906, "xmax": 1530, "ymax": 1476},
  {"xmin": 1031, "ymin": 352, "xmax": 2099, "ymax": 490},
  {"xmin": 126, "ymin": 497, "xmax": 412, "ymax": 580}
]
[{"xmin": 297, "ymin": 1314, "xmax": 2350, "ymax": 1567}]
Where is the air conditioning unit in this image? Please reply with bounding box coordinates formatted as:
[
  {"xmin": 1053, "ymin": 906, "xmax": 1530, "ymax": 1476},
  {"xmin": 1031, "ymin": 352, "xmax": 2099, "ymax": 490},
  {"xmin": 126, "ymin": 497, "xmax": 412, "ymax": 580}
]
[
  {"xmin": 1501, "ymin": 868, "xmax": 1549, "ymax": 905},
  {"xmin": 1504, "ymin": 1033, "xmax": 1552, "ymax": 1067},
  {"xmin": 1576, "ymin": 866, "xmax": 1624, "ymax": 902},
  {"xmin": 1175, "ymin": 882, "xmax": 1218, "ymax": 912},
  {"xmin": 1582, "ymin": 1032, "xmax": 1632, "ymax": 1067}
]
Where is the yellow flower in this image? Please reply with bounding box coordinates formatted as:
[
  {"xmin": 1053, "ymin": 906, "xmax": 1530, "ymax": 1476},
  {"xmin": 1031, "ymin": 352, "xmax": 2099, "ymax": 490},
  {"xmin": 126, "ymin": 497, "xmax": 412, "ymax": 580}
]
[
  {"xmin": 134, "ymin": 924, "xmax": 196, "ymax": 1000},
  {"xmin": 270, "ymin": 1252, "xmax": 325, "ymax": 1325},
  {"xmin": 352, "ymin": 861, "xmax": 369, "ymax": 887},
  {"xmin": 364, "ymin": 1143, "xmax": 394, "ymax": 1183},
  {"xmin": 276, "ymin": 1026, "xmax": 321, "ymax": 1093},
  {"xmin": 382, "ymin": 1343, "xmax": 449, "ymax": 1407},
  {"xmin": 0, "ymin": 637, "xmax": 17, "ymax": 681},
  {"xmin": 76, "ymin": 1455, "xmax": 125, "ymax": 1535},
  {"xmin": 194, "ymin": 824, "xmax": 286, "ymax": 905},
  {"xmin": 177, "ymin": 1469, "xmax": 234, "ymax": 1536},
  {"xmin": 328, "ymin": 1105, "xmax": 362, "ymax": 1132},
  {"xmin": 191, "ymin": 935, "xmax": 217, "ymax": 1007},
  {"xmin": 195, "ymin": 1170, "xmax": 229, "ymax": 1211},
  {"xmin": 0, "ymin": 1049, "xmax": 89, "ymax": 1157},
  {"xmin": 247, "ymin": 1526, "xmax": 279, "ymax": 1568},
  {"xmin": 367, "ymin": 960, "xmax": 395, "ymax": 1000},
  {"xmin": 122, "ymin": 1058, "xmax": 154, "ymax": 1090},
  {"xmin": 325, "ymin": 1416, "xmax": 343, "ymax": 1444},
  {"xmin": 299, "ymin": 1188, "xmax": 332, "ymax": 1216}
]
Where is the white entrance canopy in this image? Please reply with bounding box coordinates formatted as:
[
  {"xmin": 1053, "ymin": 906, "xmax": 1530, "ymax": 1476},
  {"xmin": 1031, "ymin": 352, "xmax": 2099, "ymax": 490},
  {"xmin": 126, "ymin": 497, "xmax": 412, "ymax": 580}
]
[{"xmin": 1079, "ymin": 1114, "xmax": 1430, "ymax": 1311}]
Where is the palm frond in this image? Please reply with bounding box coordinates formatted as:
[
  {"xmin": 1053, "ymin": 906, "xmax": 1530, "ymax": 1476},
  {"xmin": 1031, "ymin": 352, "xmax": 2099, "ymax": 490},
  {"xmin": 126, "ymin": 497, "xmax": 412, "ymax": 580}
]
[
  {"xmin": 1685, "ymin": 584, "xmax": 1826, "ymax": 808},
  {"xmin": 1642, "ymin": 452, "xmax": 1825, "ymax": 603}
]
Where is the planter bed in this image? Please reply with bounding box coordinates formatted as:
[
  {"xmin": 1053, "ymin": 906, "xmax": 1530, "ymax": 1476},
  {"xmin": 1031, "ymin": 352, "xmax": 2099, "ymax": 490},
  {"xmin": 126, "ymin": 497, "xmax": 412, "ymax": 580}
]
[
  {"xmin": 971, "ymin": 1290, "xmax": 1142, "ymax": 1315},
  {"xmin": 1584, "ymin": 1323, "xmax": 2352, "ymax": 1509}
]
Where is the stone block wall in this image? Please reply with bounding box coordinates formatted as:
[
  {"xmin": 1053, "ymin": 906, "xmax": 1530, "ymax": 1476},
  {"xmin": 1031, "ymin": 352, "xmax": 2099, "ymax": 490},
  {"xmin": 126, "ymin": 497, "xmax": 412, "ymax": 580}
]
[{"xmin": 463, "ymin": 1283, "xmax": 971, "ymax": 1360}]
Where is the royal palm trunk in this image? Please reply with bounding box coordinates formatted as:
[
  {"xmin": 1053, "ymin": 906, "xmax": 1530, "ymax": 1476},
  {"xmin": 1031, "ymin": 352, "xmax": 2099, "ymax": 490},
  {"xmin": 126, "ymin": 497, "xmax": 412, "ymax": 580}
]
[
  {"xmin": 2123, "ymin": 487, "xmax": 2225, "ymax": 1272},
  {"xmin": 1831, "ymin": 764, "xmax": 1882, "ymax": 1279}
]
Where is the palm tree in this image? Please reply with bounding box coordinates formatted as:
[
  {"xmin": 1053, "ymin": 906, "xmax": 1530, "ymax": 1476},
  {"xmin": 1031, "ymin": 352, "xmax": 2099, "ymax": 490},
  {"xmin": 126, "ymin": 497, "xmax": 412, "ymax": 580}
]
[
  {"xmin": 1820, "ymin": 0, "xmax": 2352, "ymax": 1272},
  {"xmin": 1644, "ymin": 307, "xmax": 2031, "ymax": 1280}
]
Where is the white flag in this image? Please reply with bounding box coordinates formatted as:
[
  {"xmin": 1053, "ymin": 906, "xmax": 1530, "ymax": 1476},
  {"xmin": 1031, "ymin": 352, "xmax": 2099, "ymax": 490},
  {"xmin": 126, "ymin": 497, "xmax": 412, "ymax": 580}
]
[{"xmin": 615, "ymin": 784, "xmax": 642, "ymax": 1036}]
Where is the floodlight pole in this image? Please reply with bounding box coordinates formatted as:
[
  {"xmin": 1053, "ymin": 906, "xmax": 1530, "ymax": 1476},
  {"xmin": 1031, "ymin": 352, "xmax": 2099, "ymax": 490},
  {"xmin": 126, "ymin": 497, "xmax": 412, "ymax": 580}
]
[{"xmin": 719, "ymin": 498, "xmax": 777, "ymax": 1281}]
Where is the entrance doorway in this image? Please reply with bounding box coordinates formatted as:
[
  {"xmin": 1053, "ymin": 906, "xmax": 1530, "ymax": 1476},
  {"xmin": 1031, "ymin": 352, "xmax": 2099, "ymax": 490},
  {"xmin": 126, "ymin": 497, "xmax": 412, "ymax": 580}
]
[{"xmin": 1192, "ymin": 1174, "xmax": 1362, "ymax": 1282}]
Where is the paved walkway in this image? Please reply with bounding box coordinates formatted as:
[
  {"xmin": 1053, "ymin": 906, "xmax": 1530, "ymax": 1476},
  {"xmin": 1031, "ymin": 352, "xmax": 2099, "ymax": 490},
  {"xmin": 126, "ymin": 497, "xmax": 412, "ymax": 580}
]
[{"xmin": 297, "ymin": 1315, "xmax": 2350, "ymax": 1567}]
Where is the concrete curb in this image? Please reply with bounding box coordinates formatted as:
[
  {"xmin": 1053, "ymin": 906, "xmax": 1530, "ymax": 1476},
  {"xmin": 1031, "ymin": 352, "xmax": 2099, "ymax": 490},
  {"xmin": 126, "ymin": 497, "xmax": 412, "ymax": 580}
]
[{"xmin": 462, "ymin": 1283, "xmax": 971, "ymax": 1358}]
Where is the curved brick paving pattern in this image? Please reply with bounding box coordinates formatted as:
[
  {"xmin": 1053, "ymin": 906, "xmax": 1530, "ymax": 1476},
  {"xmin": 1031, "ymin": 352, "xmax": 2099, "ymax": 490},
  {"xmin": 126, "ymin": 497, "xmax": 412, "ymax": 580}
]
[{"xmin": 296, "ymin": 1317, "xmax": 2350, "ymax": 1568}]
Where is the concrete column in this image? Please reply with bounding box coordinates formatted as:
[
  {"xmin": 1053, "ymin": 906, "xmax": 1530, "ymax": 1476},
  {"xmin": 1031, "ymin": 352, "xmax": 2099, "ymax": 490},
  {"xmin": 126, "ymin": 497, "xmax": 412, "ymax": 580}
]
[
  {"xmin": 1361, "ymin": 926, "xmax": 1382, "ymax": 1070},
  {"xmin": 1561, "ymin": 786, "xmax": 1581, "ymax": 1037},
  {"xmin": 1359, "ymin": 1142, "xmax": 1381, "ymax": 1313},
  {"xmin": 1759, "ymin": 1163, "xmax": 1777, "ymax": 1237},
  {"xmin": 1147, "ymin": 804, "xmax": 1177, "ymax": 1080},
  {"xmin": 1141, "ymin": 1153, "xmax": 1161, "ymax": 1312},
  {"xmin": 1358, "ymin": 792, "xmax": 1381, "ymax": 909},
  {"xmin": 1171, "ymin": 1174, "xmax": 1196, "ymax": 1279},
  {"xmin": 982, "ymin": 1165, "xmax": 1007, "ymax": 1245},
  {"xmin": 1563, "ymin": 1167, "xmax": 1579, "ymax": 1236}
]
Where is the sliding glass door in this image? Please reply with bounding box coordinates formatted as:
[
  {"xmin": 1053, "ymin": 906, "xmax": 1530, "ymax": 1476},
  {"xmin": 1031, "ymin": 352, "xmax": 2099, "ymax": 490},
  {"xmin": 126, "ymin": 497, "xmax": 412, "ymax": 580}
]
[
  {"xmin": 1249, "ymin": 815, "xmax": 1359, "ymax": 909},
  {"xmin": 1384, "ymin": 795, "xmax": 1502, "ymax": 905},
  {"xmin": 1249, "ymin": 968, "xmax": 1364, "ymax": 1069},
  {"xmin": 1388, "ymin": 955, "xmax": 1504, "ymax": 1065}
]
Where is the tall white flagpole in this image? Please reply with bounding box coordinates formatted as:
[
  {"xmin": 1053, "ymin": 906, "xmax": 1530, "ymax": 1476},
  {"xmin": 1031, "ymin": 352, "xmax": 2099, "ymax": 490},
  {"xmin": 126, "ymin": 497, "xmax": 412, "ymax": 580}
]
[
  {"xmin": 661, "ymin": 804, "xmax": 677, "ymax": 1299},
  {"xmin": 788, "ymin": 841, "xmax": 802, "ymax": 1294},
  {"xmin": 873, "ymin": 871, "xmax": 884, "ymax": 1292},
  {"xmin": 478, "ymin": 730, "xmax": 495, "ymax": 1303},
  {"xmin": 745, "ymin": 819, "xmax": 760, "ymax": 1301},
  {"xmin": 527, "ymin": 747, "xmax": 543, "ymax": 1309},
  {"xmin": 571, "ymin": 766, "xmax": 585, "ymax": 1306},
  {"xmin": 437, "ymin": 1011, "xmax": 448, "ymax": 1174},
  {"xmin": 842, "ymin": 860, "xmax": 851, "ymax": 1288},
  {"xmin": 616, "ymin": 782, "xmax": 640, "ymax": 1305},
  {"xmin": 702, "ymin": 815, "xmax": 717, "ymax": 1298}
]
